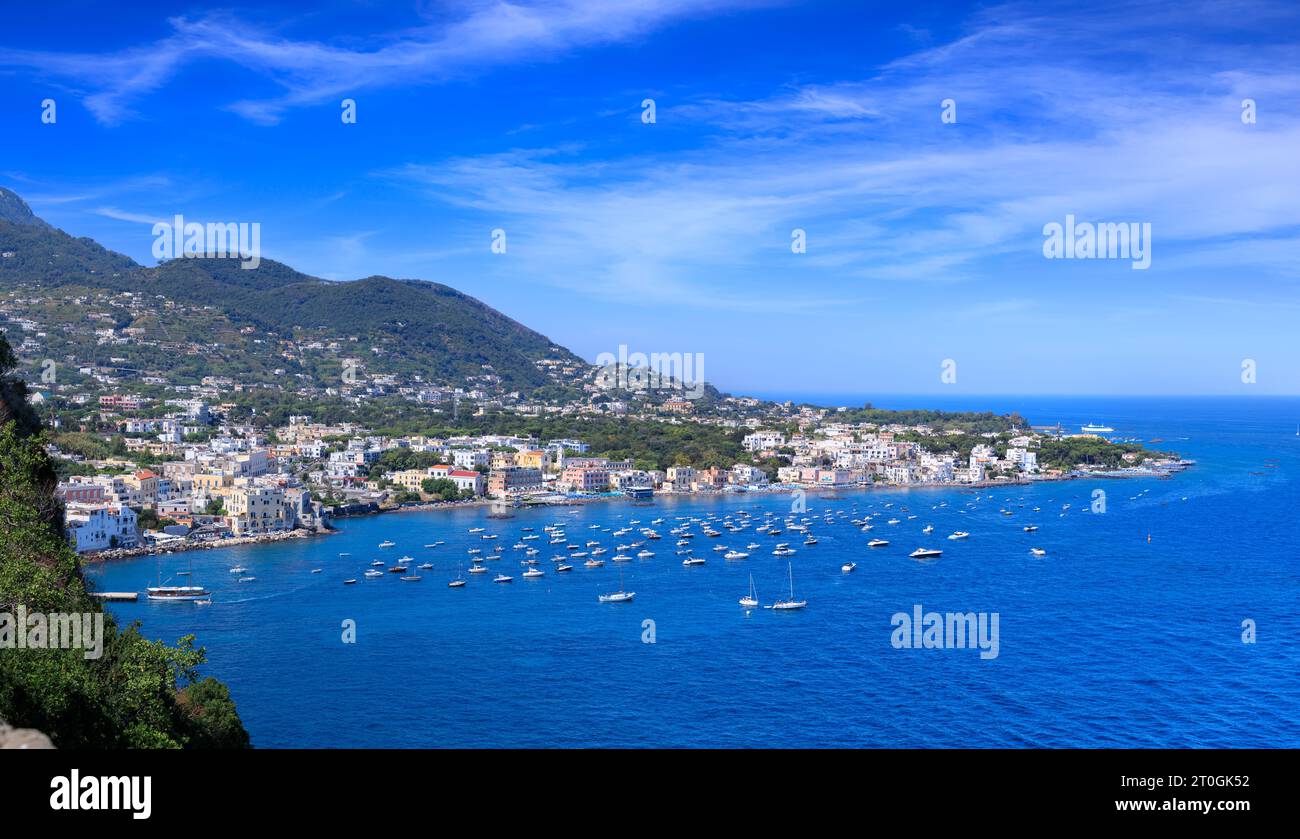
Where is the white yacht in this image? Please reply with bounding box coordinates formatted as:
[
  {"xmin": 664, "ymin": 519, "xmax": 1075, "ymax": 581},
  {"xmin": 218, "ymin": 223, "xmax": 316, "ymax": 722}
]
[
  {"xmin": 948, "ymin": 531, "xmax": 970, "ymax": 540},
  {"xmin": 599, "ymin": 568, "xmax": 635, "ymax": 602},
  {"xmin": 724, "ymin": 550, "xmax": 749, "ymax": 560},
  {"xmin": 909, "ymin": 548, "xmax": 943, "ymax": 559},
  {"xmin": 841, "ymin": 561, "xmax": 857, "ymax": 572},
  {"xmin": 867, "ymin": 539, "xmax": 889, "ymax": 548},
  {"xmin": 766, "ymin": 562, "xmax": 807, "ymax": 610}
]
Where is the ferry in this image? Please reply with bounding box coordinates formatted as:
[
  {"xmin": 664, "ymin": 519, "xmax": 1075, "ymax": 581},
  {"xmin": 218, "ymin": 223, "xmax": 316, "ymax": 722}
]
[{"xmin": 1081, "ymin": 423, "xmax": 1114, "ymax": 433}]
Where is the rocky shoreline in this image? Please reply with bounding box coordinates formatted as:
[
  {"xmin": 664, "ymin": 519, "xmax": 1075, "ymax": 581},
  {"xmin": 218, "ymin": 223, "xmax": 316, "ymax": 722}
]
[{"xmin": 79, "ymin": 527, "xmax": 329, "ymax": 565}]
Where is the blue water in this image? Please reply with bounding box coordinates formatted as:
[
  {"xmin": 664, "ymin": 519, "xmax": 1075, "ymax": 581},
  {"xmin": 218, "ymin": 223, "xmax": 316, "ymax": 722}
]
[{"xmin": 85, "ymin": 397, "xmax": 1300, "ymax": 747}]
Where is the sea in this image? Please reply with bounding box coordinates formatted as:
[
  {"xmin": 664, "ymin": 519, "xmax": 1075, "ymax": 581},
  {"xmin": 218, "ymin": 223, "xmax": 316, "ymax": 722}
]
[{"xmin": 85, "ymin": 396, "xmax": 1300, "ymax": 747}]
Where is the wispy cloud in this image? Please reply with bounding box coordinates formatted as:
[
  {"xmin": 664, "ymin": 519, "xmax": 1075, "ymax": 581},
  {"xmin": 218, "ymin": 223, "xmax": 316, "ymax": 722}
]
[
  {"xmin": 375, "ymin": 0, "xmax": 1300, "ymax": 311},
  {"xmin": 0, "ymin": 1, "xmax": 768, "ymax": 125}
]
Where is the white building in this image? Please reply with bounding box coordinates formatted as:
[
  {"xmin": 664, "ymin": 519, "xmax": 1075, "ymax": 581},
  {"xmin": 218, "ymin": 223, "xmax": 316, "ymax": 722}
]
[
  {"xmin": 742, "ymin": 431, "xmax": 786, "ymax": 453},
  {"xmin": 65, "ymin": 504, "xmax": 139, "ymax": 553}
]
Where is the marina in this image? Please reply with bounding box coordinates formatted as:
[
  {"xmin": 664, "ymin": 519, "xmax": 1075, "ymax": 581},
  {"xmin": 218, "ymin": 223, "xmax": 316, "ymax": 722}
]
[{"xmin": 79, "ymin": 396, "xmax": 1300, "ymax": 748}]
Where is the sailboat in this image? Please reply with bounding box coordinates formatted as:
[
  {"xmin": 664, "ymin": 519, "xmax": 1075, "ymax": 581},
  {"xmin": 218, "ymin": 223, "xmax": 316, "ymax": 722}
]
[
  {"xmin": 766, "ymin": 562, "xmax": 807, "ymax": 610},
  {"xmin": 147, "ymin": 555, "xmax": 209, "ymax": 601},
  {"xmin": 598, "ymin": 567, "xmax": 635, "ymax": 603},
  {"xmin": 739, "ymin": 575, "xmax": 759, "ymax": 608}
]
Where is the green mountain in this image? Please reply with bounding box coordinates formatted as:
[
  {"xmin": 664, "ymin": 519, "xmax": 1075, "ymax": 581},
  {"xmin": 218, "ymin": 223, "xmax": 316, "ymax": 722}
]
[{"xmin": 0, "ymin": 187, "xmax": 585, "ymax": 393}]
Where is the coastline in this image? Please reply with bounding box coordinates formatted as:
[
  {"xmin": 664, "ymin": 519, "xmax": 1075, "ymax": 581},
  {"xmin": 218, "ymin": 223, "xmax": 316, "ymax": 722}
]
[
  {"xmin": 78, "ymin": 527, "xmax": 331, "ymax": 565},
  {"xmin": 79, "ymin": 464, "xmax": 1185, "ymax": 565}
]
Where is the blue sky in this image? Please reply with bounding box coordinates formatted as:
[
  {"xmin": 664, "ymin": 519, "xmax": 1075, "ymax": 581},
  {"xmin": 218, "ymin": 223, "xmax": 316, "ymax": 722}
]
[{"xmin": 2, "ymin": 0, "xmax": 1299, "ymax": 397}]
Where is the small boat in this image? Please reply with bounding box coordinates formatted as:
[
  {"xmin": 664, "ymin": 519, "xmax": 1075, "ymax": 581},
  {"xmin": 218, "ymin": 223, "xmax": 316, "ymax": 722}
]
[
  {"xmin": 468, "ymin": 527, "xmax": 485, "ymax": 533},
  {"xmin": 637, "ymin": 550, "xmax": 654, "ymax": 558},
  {"xmin": 195, "ymin": 598, "xmax": 212, "ymax": 605},
  {"xmin": 469, "ymin": 564, "xmax": 489, "ymax": 574},
  {"xmin": 584, "ymin": 558, "xmax": 605, "ymax": 568},
  {"xmin": 1023, "ymin": 525, "xmax": 1039, "ymax": 532},
  {"xmin": 724, "ymin": 550, "xmax": 750, "ymax": 560},
  {"xmin": 378, "ymin": 540, "xmax": 396, "ymax": 548},
  {"xmin": 400, "ymin": 575, "xmax": 422, "ymax": 582},
  {"xmin": 682, "ymin": 557, "xmax": 706, "ymax": 566},
  {"xmin": 364, "ymin": 570, "xmax": 383, "ymax": 578},
  {"xmin": 494, "ymin": 574, "xmax": 513, "ymax": 583},
  {"xmin": 599, "ymin": 568, "xmax": 635, "ymax": 602},
  {"xmin": 556, "ymin": 564, "xmax": 573, "ymax": 572},
  {"xmin": 343, "ymin": 579, "xmax": 357, "ymax": 585},
  {"xmin": 1030, "ymin": 548, "xmax": 1047, "ymax": 557},
  {"xmin": 311, "ymin": 568, "xmax": 322, "ymax": 574},
  {"xmin": 867, "ymin": 539, "xmax": 889, "ymax": 547},
  {"xmin": 910, "ymin": 548, "xmax": 943, "ymax": 559},
  {"xmin": 740, "ymin": 575, "xmax": 759, "ymax": 608},
  {"xmin": 237, "ymin": 576, "xmax": 256, "ymax": 583},
  {"xmin": 948, "ymin": 531, "xmax": 970, "ymax": 540},
  {"xmin": 522, "ymin": 567, "xmax": 544, "ymax": 578},
  {"xmin": 370, "ymin": 560, "xmax": 385, "ymax": 567},
  {"xmin": 229, "ymin": 565, "xmax": 248, "ymax": 574},
  {"xmin": 766, "ymin": 562, "xmax": 807, "ymax": 610},
  {"xmin": 448, "ymin": 579, "xmax": 466, "ymax": 588},
  {"xmin": 841, "ymin": 561, "xmax": 857, "ymax": 573},
  {"xmin": 418, "ymin": 562, "xmax": 433, "ymax": 570}
]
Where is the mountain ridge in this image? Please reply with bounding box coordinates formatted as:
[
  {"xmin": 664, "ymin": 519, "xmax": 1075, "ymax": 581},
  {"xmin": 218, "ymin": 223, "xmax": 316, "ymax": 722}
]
[{"xmin": 0, "ymin": 187, "xmax": 586, "ymax": 393}]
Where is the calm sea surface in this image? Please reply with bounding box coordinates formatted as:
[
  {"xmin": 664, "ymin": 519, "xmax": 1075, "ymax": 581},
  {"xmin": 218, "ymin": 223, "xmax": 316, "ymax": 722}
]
[{"xmin": 87, "ymin": 396, "xmax": 1300, "ymax": 747}]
